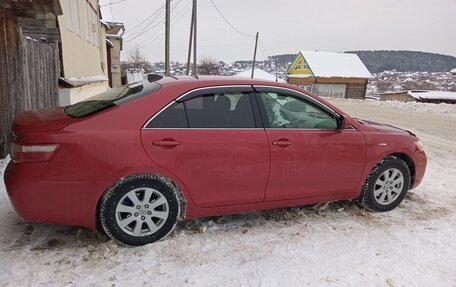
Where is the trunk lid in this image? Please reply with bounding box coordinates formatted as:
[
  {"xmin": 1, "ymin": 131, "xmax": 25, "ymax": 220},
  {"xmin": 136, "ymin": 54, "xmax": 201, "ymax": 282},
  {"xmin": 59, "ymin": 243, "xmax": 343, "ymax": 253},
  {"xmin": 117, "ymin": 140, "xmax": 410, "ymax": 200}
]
[{"xmin": 13, "ymin": 107, "xmax": 78, "ymax": 135}]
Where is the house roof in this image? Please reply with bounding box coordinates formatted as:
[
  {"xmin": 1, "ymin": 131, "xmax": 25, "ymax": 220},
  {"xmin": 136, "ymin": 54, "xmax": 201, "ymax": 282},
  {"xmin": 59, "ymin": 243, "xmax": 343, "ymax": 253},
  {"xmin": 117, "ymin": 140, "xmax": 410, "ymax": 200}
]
[
  {"xmin": 290, "ymin": 50, "xmax": 372, "ymax": 79},
  {"xmin": 99, "ymin": 0, "xmax": 114, "ymax": 22},
  {"xmin": 407, "ymin": 90, "xmax": 456, "ymax": 100},
  {"xmin": 236, "ymin": 68, "xmax": 285, "ymax": 82}
]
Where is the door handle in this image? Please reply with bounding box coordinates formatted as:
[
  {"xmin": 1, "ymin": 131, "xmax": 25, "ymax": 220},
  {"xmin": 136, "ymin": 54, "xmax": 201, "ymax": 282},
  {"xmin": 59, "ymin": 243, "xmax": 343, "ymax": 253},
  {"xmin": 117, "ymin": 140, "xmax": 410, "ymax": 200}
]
[
  {"xmin": 272, "ymin": 139, "xmax": 293, "ymax": 146},
  {"xmin": 153, "ymin": 140, "xmax": 182, "ymax": 147}
]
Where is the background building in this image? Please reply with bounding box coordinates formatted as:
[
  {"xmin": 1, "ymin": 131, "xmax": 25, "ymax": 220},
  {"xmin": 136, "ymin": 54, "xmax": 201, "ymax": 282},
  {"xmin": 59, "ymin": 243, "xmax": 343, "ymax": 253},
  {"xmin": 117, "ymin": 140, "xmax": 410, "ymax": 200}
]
[
  {"xmin": 57, "ymin": 0, "xmax": 110, "ymax": 105},
  {"xmin": 100, "ymin": 0, "xmax": 125, "ymax": 88},
  {"xmin": 287, "ymin": 50, "xmax": 372, "ymax": 99},
  {"xmin": 379, "ymin": 90, "xmax": 456, "ymax": 104}
]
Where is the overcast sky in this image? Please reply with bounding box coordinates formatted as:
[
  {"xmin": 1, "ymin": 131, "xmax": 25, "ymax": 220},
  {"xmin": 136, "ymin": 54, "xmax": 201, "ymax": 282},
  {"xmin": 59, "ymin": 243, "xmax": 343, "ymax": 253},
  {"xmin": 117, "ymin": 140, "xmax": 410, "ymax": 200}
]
[{"xmin": 107, "ymin": 0, "xmax": 456, "ymax": 63}]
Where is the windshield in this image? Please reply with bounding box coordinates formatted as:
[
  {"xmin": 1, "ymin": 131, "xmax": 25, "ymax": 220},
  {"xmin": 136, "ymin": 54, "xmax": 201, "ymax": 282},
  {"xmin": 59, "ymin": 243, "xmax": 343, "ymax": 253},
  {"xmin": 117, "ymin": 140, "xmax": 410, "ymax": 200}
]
[{"xmin": 64, "ymin": 81, "xmax": 160, "ymax": 118}]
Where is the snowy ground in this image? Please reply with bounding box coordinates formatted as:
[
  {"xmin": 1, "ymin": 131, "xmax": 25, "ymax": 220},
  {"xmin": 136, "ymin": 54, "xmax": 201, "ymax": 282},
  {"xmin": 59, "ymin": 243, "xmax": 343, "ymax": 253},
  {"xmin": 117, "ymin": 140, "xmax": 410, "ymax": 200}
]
[{"xmin": 1, "ymin": 100, "xmax": 456, "ymax": 287}]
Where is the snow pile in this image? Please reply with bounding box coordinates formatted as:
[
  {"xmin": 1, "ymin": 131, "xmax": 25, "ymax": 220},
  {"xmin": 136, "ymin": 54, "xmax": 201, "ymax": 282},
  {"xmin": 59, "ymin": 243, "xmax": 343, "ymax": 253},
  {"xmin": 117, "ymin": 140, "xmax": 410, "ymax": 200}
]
[
  {"xmin": 367, "ymin": 99, "xmax": 456, "ymax": 115},
  {"xmin": 62, "ymin": 75, "xmax": 109, "ymax": 87},
  {"xmin": 236, "ymin": 68, "xmax": 285, "ymax": 82}
]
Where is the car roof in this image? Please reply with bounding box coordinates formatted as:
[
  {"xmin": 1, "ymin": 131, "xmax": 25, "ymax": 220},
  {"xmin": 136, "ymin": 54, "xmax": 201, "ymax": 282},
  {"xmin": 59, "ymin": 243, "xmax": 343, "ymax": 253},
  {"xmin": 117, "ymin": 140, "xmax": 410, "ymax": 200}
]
[{"xmin": 153, "ymin": 75, "xmax": 290, "ymax": 89}]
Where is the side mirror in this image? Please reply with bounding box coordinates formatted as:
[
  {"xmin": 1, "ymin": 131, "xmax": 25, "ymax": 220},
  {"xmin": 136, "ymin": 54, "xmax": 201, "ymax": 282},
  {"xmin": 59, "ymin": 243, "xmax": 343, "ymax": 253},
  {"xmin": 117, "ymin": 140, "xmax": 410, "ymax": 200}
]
[{"xmin": 337, "ymin": 115, "xmax": 345, "ymax": 129}]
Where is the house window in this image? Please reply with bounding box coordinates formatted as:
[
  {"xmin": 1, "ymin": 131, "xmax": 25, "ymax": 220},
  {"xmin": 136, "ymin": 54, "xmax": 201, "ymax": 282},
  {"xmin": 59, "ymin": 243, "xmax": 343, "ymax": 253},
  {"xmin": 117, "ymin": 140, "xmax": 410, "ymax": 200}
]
[
  {"xmin": 295, "ymin": 61, "xmax": 302, "ymax": 70},
  {"xmin": 85, "ymin": 3, "xmax": 99, "ymax": 46},
  {"xmin": 74, "ymin": 0, "xmax": 81, "ymax": 35},
  {"xmin": 303, "ymin": 61, "xmax": 309, "ymax": 69},
  {"xmin": 66, "ymin": 0, "xmax": 74, "ymax": 31}
]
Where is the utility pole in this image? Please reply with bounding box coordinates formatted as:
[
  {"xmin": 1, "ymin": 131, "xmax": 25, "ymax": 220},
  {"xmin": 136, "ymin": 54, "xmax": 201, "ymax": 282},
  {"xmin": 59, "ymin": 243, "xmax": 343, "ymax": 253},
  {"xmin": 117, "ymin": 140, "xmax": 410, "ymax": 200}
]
[
  {"xmin": 251, "ymin": 32, "xmax": 259, "ymax": 79},
  {"xmin": 165, "ymin": 0, "xmax": 171, "ymax": 76},
  {"xmin": 192, "ymin": 0, "xmax": 197, "ymax": 76},
  {"xmin": 186, "ymin": 0, "xmax": 195, "ymax": 75}
]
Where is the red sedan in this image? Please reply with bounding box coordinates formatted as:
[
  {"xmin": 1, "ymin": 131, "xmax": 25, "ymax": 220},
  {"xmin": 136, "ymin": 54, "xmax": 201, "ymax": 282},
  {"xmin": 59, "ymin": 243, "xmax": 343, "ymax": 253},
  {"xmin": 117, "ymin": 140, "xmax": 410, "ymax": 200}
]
[{"xmin": 4, "ymin": 76, "xmax": 427, "ymax": 246}]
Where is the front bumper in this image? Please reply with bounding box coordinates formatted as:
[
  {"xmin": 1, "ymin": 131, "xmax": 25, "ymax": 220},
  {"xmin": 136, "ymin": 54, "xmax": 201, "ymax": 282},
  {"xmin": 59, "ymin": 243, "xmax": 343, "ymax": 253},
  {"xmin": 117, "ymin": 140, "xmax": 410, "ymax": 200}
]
[{"xmin": 410, "ymin": 150, "xmax": 427, "ymax": 189}]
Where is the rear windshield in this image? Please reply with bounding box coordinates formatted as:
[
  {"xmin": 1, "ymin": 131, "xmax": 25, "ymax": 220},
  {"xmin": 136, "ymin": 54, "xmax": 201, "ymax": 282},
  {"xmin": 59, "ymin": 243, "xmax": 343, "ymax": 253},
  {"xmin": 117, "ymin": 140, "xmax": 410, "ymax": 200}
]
[{"xmin": 64, "ymin": 81, "xmax": 161, "ymax": 118}]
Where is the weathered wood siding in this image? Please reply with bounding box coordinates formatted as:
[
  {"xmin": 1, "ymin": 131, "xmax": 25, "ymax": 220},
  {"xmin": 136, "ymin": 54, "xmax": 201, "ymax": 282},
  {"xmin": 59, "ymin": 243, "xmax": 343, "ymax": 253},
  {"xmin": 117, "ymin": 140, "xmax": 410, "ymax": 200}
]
[
  {"xmin": 346, "ymin": 84, "xmax": 367, "ymax": 99},
  {"xmin": 0, "ymin": 9, "xmax": 59, "ymax": 158},
  {"xmin": 379, "ymin": 93, "xmax": 415, "ymax": 102}
]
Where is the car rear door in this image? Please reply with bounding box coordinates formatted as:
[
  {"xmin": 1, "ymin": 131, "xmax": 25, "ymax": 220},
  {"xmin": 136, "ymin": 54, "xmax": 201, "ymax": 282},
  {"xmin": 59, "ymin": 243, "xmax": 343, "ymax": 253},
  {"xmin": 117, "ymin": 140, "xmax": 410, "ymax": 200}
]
[
  {"xmin": 254, "ymin": 86, "xmax": 366, "ymax": 201},
  {"xmin": 141, "ymin": 86, "xmax": 270, "ymax": 207}
]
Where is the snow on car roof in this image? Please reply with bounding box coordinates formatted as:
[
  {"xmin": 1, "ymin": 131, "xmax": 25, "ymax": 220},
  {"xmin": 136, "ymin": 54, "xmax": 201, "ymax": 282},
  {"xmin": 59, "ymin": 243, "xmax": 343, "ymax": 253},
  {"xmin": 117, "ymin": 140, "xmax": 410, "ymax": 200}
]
[
  {"xmin": 299, "ymin": 50, "xmax": 373, "ymax": 78},
  {"xmin": 407, "ymin": 90, "xmax": 456, "ymax": 100}
]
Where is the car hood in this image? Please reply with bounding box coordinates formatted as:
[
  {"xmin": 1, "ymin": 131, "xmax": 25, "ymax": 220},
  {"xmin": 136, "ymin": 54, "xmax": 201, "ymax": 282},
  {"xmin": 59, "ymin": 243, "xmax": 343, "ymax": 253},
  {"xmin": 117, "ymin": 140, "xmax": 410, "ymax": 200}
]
[
  {"xmin": 356, "ymin": 118, "xmax": 413, "ymax": 136},
  {"xmin": 13, "ymin": 107, "xmax": 78, "ymax": 135}
]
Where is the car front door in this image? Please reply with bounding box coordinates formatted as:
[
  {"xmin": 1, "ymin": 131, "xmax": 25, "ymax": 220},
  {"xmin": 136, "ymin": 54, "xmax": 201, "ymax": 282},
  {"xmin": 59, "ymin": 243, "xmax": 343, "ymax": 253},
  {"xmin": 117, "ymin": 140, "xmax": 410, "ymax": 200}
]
[
  {"xmin": 141, "ymin": 86, "xmax": 270, "ymax": 207},
  {"xmin": 254, "ymin": 86, "xmax": 366, "ymax": 201}
]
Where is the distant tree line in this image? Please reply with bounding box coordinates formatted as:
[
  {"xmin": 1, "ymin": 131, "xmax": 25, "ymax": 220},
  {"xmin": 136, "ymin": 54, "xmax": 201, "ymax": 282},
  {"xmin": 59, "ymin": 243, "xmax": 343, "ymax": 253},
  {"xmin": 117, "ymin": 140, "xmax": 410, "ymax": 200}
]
[
  {"xmin": 261, "ymin": 51, "xmax": 456, "ymax": 73},
  {"xmin": 345, "ymin": 50, "xmax": 456, "ymax": 73}
]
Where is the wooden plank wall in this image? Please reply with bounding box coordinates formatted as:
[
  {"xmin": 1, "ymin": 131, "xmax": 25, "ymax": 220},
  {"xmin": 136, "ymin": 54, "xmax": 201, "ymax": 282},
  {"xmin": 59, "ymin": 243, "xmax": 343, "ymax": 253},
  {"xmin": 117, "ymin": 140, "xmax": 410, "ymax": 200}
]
[
  {"xmin": 0, "ymin": 9, "xmax": 59, "ymax": 158},
  {"xmin": 346, "ymin": 84, "xmax": 367, "ymax": 99}
]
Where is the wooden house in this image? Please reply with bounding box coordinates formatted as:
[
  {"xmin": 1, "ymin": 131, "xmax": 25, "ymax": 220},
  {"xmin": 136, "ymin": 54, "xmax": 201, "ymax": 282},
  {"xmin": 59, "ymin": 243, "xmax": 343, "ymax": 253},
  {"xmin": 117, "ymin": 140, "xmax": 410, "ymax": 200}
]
[
  {"xmin": 0, "ymin": 0, "xmax": 62, "ymax": 158},
  {"xmin": 287, "ymin": 51, "xmax": 372, "ymax": 99}
]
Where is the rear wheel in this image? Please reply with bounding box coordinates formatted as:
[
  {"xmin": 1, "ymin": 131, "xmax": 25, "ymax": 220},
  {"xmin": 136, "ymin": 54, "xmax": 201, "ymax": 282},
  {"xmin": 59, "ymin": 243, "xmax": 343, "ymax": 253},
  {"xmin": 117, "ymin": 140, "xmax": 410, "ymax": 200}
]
[
  {"xmin": 99, "ymin": 174, "xmax": 181, "ymax": 246},
  {"xmin": 359, "ymin": 156, "xmax": 411, "ymax": 212}
]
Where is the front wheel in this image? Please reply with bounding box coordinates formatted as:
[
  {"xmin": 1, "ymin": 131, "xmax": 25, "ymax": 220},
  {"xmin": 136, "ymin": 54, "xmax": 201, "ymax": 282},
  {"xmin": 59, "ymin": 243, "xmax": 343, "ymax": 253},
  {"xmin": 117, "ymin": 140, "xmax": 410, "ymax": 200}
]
[
  {"xmin": 359, "ymin": 156, "xmax": 411, "ymax": 212},
  {"xmin": 99, "ymin": 174, "xmax": 182, "ymax": 246}
]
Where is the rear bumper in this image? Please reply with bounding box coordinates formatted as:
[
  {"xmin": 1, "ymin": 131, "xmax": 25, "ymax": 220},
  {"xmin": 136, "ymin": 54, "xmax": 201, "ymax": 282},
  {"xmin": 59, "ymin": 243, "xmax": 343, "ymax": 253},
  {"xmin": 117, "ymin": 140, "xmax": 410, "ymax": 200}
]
[
  {"xmin": 4, "ymin": 161, "xmax": 109, "ymax": 231},
  {"xmin": 410, "ymin": 150, "xmax": 427, "ymax": 189}
]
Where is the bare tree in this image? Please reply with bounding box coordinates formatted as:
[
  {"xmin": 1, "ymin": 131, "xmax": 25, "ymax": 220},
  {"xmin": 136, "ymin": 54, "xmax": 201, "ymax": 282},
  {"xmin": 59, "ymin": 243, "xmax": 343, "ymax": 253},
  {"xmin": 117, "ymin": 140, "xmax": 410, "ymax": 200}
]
[
  {"xmin": 127, "ymin": 46, "xmax": 149, "ymax": 69},
  {"xmin": 197, "ymin": 57, "xmax": 220, "ymax": 75}
]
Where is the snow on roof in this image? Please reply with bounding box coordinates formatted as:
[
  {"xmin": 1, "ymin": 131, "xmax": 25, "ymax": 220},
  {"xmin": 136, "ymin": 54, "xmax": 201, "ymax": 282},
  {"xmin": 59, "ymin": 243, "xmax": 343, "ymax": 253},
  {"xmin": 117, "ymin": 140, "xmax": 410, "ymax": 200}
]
[
  {"xmin": 99, "ymin": 0, "xmax": 114, "ymax": 22},
  {"xmin": 297, "ymin": 50, "xmax": 372, "ymax": 78},
  {"xmin": 407, "ymin": 90, "xmax": 456, "ymax": 100},
  {"xmin": 236, "ymin": 68, "xmax": 285, "ymax": 82}
]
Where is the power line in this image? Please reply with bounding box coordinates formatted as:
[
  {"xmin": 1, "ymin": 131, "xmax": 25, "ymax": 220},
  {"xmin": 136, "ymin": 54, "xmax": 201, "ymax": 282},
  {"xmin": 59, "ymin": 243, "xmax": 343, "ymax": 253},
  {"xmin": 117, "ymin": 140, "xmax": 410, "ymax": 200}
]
[
  {"xmin": 124, "ymin": 0, "xmax": 184, "ymax": 44},
  {"xmin": 124, "ymin": 4, "xmax": 165, "ymax": 35},
  {"xmin": 124, "ymin": 6, "xmax": 167, "ymax": 42},
  {"xmin": 137, "ymin": 2, "xmax": 191, "ymax": 50},
  {"xmin": 131, "ymin": 1, "xmax": 190, "ymax": 49},
  {"xmin": 208, "ymin": 0, "xmax": 255, "ymax": 38},
  {"xmin": 101, "ymin": 0, "xmax": 128, "ymax": 7}
]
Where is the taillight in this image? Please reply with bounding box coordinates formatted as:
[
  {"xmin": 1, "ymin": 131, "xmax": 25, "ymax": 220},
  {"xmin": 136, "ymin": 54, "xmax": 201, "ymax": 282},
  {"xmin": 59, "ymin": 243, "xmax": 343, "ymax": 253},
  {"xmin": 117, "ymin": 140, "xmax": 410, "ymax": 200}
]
[{"xmin": 11, "ymin": 143, "xmax": 60, "ymax": 163}]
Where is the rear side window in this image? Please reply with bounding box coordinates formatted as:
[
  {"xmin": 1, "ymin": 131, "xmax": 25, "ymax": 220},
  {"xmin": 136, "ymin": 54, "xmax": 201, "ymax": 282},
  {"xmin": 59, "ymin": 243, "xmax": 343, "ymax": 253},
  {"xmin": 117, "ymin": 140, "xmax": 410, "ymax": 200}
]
[
  {"xmin": 184, "ymin": 92, "xmax": 255, "ymax": 128},
  {"xmin": 146, "ymin": 102, "xmax": 187, "ymax": 128},
  {"xmin": 65, "ymin": 81, "xmax": 160, "ymax": 118},
  {"xmin": 146, "ymin": 92, "xmax": 256, "ymax": 128}
]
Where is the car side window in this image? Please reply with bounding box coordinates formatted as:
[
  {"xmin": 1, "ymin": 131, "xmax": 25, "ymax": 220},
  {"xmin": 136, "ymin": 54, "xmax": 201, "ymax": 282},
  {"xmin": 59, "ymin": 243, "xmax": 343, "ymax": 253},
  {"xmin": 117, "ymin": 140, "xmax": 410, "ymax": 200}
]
[
  {"xmin": 258, "ymin": 92, "xmax": 337, "ymax": 129},
  {"xmin": 146, "ymin": 102, "xmax": 188, "ymax": 128},
  {"xmin": 184, "ymin": 92, "xmax": 256, "ymax": 128}
]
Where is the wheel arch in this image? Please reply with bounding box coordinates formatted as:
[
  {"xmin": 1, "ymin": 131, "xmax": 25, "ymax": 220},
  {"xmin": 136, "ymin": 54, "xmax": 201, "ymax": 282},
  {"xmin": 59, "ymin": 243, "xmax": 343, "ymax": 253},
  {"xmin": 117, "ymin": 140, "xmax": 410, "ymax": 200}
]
[{"xmin": 390, "ymin": 152, "xmax": 415, "ymax": 188}]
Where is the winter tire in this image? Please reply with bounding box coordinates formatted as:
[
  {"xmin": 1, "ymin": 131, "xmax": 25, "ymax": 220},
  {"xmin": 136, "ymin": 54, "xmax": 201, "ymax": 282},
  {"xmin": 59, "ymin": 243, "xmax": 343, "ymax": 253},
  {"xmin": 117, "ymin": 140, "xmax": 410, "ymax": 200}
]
[
  {"xmin": 99, "ymin": 174, "xmax": 182, "ymax": 246},
  {"xmin": 359, "ymin": 156, "xmax": 411, "ymax": 212}
]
